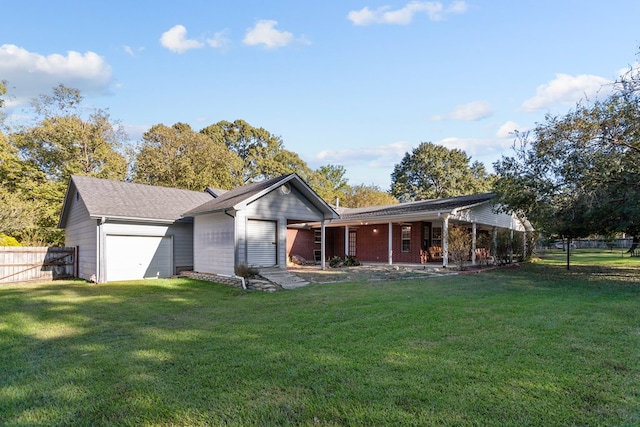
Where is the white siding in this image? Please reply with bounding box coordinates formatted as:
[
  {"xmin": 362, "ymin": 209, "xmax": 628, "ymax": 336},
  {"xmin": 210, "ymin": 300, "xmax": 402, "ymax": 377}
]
[
  {"xmin": 455, "ymin": 202, "xmax": 525, "ymax": 230},
  {"xmin": 193, "ymin": 213, "xmax": 235, "ymax": 276},
  {"xmin": 63, "ymin": 191, "xmax": 97, "ymax": 281}
]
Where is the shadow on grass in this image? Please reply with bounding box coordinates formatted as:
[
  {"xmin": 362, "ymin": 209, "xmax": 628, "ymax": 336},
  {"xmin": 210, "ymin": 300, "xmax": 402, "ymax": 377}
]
[{"xmin": 1, "ymin": 268, "xmax": 639, "ymax": 426}]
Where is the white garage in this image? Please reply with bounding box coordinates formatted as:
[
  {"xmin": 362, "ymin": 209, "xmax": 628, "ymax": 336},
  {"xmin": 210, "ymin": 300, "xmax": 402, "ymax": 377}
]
[{"xmin": 105, "ymin": 235, "xmax": 173, "ymax": 282}]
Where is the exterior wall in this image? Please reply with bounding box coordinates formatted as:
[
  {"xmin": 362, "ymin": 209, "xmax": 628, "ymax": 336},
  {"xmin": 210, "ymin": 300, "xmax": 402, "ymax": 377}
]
[
  {"xmin": 286, "ymin": 228, "xmax": 316, "ymax": 262},
  {"xmin": 193, "ymin": 212, "xmax": 235, "ymax": 276},
  {"xmin": 457, "ymin": 203, "xmax": 524, "ymax": 231},
  {"xmin": 63, "ymin": 191, "xmax": 97, "ymax": 281},
  {"xmin": 240, "ymin": 186, "xmax": 327, "ymax": 269},
  {"xmin": 100, "ymin": 221, "xmax": 193, "ymax": 276}
]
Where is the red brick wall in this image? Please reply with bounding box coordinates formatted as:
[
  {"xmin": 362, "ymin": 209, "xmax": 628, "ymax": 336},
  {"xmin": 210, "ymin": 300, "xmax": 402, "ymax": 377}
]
[
  {"xmin": 289, "ymin": 223, "xmax": 429, "ymax": 264},
  {"xmin": 287, "ymin": 229, "xmax": 315, "ymax": 262}
]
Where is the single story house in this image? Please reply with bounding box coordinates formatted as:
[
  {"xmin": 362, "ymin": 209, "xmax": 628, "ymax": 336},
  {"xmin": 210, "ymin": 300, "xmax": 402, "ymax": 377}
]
[
  {"xmin": 59, "ymin": 174, "xmax": 338, "ymax": 282},
  {"xmin": 59, "ymin": 174, "xmax": 530, "ymax": 283}
]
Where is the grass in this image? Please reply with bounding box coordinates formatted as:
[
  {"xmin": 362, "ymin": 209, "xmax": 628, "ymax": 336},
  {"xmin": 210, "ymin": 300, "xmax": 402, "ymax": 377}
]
[{"xmin": 1, "ymin": 252, "xmax": 639, "ymax": 426}]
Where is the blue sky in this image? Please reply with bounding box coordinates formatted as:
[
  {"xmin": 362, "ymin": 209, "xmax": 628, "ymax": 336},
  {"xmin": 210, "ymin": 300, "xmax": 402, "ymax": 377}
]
[{"xmin": 2, "ymin": 1, "xmax": 640, "ymax": 190}]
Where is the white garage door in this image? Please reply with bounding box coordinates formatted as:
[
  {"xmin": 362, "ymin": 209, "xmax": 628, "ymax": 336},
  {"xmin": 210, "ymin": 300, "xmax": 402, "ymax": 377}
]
[
  {"xmin": 105, "ymin": 235, "xmax": 172, "ymax": 282},
  {"xmin": 247, "ymin": 220, "xmax": 277, "ymax": 267}
]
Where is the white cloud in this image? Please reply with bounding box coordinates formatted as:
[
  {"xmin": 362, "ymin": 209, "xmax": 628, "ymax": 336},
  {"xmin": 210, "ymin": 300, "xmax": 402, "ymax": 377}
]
[
  {"xmin": 520, "ymin": 73, "xmax": 612, "ymax": 112},
  {"xmin": 243, "ymin": 20, "xmax": 295, "ymax": 49},
  {"xmin": 348, "ymin": 1, "xmax": 467, "ymax": 26},
  {"xmin": 431, "ymin": 100, "xmax": 493, "ymax": 121},
  {"xmin": 207, "ymin": 31, "xmax": 231, "ymax": 50},
  {"xmin": 0, "ymin": 44, "xmax": 112, "ymax": 107},
  {"xmin": 160, "ymin": 25, "xmax": 204, "ymax": 53},
  {"xmin": 315, "ymin": 141, "xmax": 413, "ymax": 167},
  {"xmin": 496, "ymin": 121, "xmax": 523, "ymax": 139}
]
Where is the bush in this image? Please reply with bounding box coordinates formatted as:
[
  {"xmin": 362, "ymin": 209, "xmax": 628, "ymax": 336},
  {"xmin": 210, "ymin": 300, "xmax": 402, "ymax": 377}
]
[
  {"xmin": 448, "ymin": 226, "xmax": 471, "ymax": 270},
  {"xmin": 234, "ymin": 264, "xmax": 259, "ymax": 278},
  {"xmin": 328, "ymin": 256, "xmax": 361, "ymax": 268},
  {"xmin": 329, "ymin": 256, "xmax": 343, "ymax": 268},
  {"xmin": 343, "ymin": 255, "xmax": 361, "ymax": 267},
  {"xmin": 0, "ymin": 233, "xmax": 21, "ymax": 246}
]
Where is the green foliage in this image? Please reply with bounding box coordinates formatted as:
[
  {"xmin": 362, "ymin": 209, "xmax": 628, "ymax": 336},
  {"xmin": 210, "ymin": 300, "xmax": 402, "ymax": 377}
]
[
  {"xmin": 341, "ymin": 183, "xmax": 398, "ymax": 208},
  {"xmin": 132, "ymin": 123, "xmax": 242, "ymax": 191},
  {"xmin": 494, "ymin": 230, "xmax": 525, "ymax": 264},
  {"xmin": 328, "ymin": 255, "xmax": 343, "ymax": 268},
  {"xmin": 493, "ymin": 62, "xmax": 640, "ymax": 244},
  {"xmin": 13, "ymin": 84, "xmax": 128, "ymax": 182},
  {"xmin": 343, "ymin": 255, "xmax": 361, "ymax": 266},
  {"xmin": 0, "ymin": 233, "xmax": 21, "ymax": 246},
  {"xmin": 391, "ymin": 142, "xmax": 493, "ymax": 202},
  {"xmin": 200, "ymin": 119, "xmax": 312, "ymax": 184}
]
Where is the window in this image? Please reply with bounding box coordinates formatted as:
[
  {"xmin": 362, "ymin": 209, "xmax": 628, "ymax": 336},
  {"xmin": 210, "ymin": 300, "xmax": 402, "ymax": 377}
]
[
  {"xmin": 401, "ymin": 225, "xmax": 411, "ymax": 252},
  {"xmin": 314, "ymin": 230, "xmax": 321, "ymax": 244},
  {"xmin": 349, "ymin": 231, "xmax": 357, "ymax": 256},
  {"xmin": 432, "ymin": 227, "xmax": 442, "ymax": 248}
]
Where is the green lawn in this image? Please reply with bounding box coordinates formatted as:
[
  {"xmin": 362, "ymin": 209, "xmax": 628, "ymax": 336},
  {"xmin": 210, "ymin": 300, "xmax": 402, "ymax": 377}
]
[{"xmin": 1, "ymin": 254, "xmax": 639, "ymax": 426}]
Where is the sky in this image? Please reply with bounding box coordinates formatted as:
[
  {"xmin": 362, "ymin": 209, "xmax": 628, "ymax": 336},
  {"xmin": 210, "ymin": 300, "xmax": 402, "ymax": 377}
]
[{"xmin": 2, "ymin": 1, "xmax": 640, "ymax": 190}]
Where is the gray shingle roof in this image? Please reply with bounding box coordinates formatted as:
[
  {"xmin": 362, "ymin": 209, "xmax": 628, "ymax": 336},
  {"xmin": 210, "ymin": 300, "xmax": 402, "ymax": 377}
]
[
  {"xmin": 60, "ymin": 175, "xmax": 214, "ymax": 225},
  {"xmin": 336, "ymin": 193, "xmax": 494, "ymax": 220}
]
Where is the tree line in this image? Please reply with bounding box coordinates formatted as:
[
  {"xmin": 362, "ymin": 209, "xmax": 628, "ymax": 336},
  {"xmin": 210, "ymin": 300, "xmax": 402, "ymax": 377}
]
[
  {"xmin": 0, "ymin": 83, "xmax": 491, "ymax": 245},
  {"xmin": 6, "ymin": 52, "xmax": 638, "ymax": 252}
]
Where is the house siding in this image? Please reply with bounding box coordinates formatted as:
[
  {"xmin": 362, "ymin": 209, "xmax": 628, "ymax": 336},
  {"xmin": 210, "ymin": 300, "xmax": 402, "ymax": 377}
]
[
  {"xmin": 193, "ymin": 212, "xmax": 235, "ymax": 276},
  {"xmin": 241, "ymin": 185, "xmax": 327, "ymax": 269},
  {"xmin": 456, "ymin": 203, "xmax": 523, "ymax": 230},
  {"xmin": 63, "ymin": 191, "xmax": 97, "ymax": 281}
]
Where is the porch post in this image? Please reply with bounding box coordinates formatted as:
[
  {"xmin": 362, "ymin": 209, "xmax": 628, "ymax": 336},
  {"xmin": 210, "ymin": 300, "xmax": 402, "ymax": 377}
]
[
  {"xmin": 388, "ymin": 222, "xmax": 393, "ymax": 265},
  {"xmin": 510, "ymin": 228, "xmax": 514, "ymax": 262},
  {"xmin": 492, "ymin": 226, "xmax": 498, "ymax": 258},
  {"xmin": 471, "ymin": 222, "xmax": 477, "ymax": 265},
  {"xmin": 442, "ymin": 214, "xmax": 449, "ymax": 268},
  {"xmin": 344, "ymin": 226, "xmax": 349, "ymax": 257},
  {"xmin": 321, "ymin": 220, "xmax": 326, "ymax": 270}
]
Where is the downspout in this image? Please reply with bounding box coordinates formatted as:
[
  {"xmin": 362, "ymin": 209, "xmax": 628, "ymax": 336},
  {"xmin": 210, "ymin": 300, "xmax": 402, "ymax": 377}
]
[
  {"xmin": 223, "ymin": 209, "xmax": 246, "ymax": 289},
  {"xmin": 97, "ymin": 216, "xmax": 106, "ymax": 283}
]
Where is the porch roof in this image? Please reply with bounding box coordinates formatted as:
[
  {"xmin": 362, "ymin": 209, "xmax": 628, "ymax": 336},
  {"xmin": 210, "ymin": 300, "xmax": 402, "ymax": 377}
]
[{"xmin": 327, "ymin": 193, "xmax": 494, "ymax": 226}]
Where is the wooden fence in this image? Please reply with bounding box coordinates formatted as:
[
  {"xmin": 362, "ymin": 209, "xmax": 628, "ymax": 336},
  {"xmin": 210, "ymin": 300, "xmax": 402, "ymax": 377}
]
[{"xmin": 0, "ymin": 247, "xmax": 77, "ymax": 284}]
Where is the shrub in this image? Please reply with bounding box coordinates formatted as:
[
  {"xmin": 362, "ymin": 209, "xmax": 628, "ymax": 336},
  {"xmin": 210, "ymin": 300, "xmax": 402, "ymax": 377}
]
[
  {"xmin": 448, "ymin": 226, "xmax": 471, "ymax": 270},
  {"xmin": 343, "ymin": 255, "xmax": 361, "ymax": 267},
  {"xmin": 0, "ymin": 233, "xmax": 21, "ymax": 246},
  {"xmin": 234, "ymin": 264, "xmax": 259, "ymax": 278},
  {"xmin": 329, "ymin": 256, "xmax": 343, "ymax": 268}
]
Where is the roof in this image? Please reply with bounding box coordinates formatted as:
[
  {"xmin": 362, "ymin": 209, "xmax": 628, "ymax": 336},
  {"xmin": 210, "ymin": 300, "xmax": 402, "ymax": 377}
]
[
  {"xmin": 334, "ymin": 193, "xmax": 495, "ymax": 222},
  {"xmin": 183, "ymin": 173, "xmax": 339, "ymax": 219},
  {"xmin": 59, "ymin": 175, "xmax": 214, "ymax": 227}
]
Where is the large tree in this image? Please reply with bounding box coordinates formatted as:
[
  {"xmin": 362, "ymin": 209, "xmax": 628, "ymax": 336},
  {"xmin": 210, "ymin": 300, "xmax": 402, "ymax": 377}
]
[
  {"xmin": 390, "ymin": 142, "xmax": 492, "ymax": 201},
  {"xmin": 132, "ymin": 123, "xmax": 242, "ymax": 191},
  {"xmin": 493, "ymin": 64, "xmax": 640, "ymax": 257},
  {"xmin": 5, "ymin": 84, "xmax": 128, "ymax": 244},
  {"xmin": 13, "ymin": 84, "xmax": 128, "ymax": 182},
  {"xmin": 341, "ymin": 184, "xmax": 398, "ymax": 208},
  {"xmin": 200, "ymin": 119, "xmax": 312, "ymax": 183}
]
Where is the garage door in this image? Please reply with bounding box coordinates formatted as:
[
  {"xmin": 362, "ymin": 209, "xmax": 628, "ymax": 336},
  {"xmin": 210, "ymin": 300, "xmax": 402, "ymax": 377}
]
[
  {"xmin": 105, "ymin": 235, "xmax": 172, "ymax": 282},
  {"xmin": 247, "ymin": 220, "xmax": 277, "ymax": 267}
]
